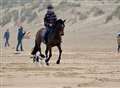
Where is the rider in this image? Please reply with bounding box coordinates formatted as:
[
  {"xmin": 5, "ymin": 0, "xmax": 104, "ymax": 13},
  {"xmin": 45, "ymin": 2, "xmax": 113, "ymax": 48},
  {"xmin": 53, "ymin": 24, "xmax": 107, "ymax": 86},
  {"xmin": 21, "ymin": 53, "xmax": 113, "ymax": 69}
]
[{"xmin": 44, "ymin": 4, "xmax": 57, "ymax": 43}]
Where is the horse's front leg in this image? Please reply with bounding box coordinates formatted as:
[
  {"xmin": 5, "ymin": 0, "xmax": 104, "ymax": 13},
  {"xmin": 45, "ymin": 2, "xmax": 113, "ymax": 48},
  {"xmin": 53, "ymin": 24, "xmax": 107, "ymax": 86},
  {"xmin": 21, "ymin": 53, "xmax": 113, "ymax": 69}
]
[
  {"xmin": 39, "ymin": 46, "xmax": 45, "ymax": 58},
  {"xmin": 45, "ymin": 47, "xmax": 52, "ymax": 65},
  {"xmin": 56, "ymin": 44, "xmax": 62, "ymax": 64}
]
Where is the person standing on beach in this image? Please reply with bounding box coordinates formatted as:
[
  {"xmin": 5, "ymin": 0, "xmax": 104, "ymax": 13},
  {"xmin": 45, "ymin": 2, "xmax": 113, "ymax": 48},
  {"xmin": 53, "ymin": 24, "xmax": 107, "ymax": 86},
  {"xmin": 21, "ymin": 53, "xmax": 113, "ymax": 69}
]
[
  {"xmin": 117, "ymin": 32, "xmax": 120, "ymax": 53},
  {"xmin": 16, "ymin": 26, "xmax": 26, "ymax": 51},
  {"xmin": 4, "ymin": 29, "xmax": 10, "ymax": 47}
]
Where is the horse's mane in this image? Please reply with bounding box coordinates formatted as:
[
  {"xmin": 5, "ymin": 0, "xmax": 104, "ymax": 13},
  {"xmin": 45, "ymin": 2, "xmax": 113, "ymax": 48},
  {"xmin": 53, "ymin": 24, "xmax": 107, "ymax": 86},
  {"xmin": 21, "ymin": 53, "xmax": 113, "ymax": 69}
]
[
  {"xmin": 55, "ymin": 19, "xmax": 64, "ymax": 25},
  {"xmin": 54, "ymin": 19, "xmax": 64, "ymax": 30}
]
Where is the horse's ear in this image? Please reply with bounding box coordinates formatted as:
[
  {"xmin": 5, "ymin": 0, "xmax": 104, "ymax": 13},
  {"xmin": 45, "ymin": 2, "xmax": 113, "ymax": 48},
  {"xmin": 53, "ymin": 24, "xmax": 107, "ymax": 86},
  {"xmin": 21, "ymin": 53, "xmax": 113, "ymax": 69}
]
[{"xmin": 63, "ymin": 20, "xmax": 66, "ymax": 23}]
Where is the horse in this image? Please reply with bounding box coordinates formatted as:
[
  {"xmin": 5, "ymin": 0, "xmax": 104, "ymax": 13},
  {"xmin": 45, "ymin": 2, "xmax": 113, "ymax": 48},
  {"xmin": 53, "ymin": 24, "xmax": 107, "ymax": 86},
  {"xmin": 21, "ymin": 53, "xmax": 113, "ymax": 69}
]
[{"xmin": 31, "ymin": 19, "xmax": 65, "ymax": 65}]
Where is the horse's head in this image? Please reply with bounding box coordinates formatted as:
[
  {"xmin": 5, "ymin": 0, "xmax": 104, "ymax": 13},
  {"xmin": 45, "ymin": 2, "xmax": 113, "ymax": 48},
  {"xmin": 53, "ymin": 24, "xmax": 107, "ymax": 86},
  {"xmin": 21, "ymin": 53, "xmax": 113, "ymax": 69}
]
[{"xmin": 55, "ymin": 19, "xmax": 66, "ymax": 36}]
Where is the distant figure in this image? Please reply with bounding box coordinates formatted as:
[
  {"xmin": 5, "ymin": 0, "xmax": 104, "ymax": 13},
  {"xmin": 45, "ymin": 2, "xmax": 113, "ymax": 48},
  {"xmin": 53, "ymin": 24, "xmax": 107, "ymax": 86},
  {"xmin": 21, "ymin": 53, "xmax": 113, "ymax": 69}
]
[
  {"xmin": 117, "ymin": 32, "xmax": 120, "ymax": 53},
  {"xmin": 44, "ymin": 4, "xmax": 57, "ymax": 43},
  {"xmin": 16, "ymin": 26, "xmax": 26, "ymax": 51},
  {"xmin": 4, "ymin": 29, "xmax": 10, "ymax": 47}
]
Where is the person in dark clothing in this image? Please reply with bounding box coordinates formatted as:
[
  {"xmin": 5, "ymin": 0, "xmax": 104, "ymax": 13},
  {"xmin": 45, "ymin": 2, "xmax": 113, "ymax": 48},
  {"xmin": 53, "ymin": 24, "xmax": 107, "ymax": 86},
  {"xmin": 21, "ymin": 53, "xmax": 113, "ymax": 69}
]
[
  {"xmin": 117, "ymin": 32, "xmax": 120, "ymax": 53},
  {"xmin": 16, "ymin": 26, "xmax": 26, "ymax": 51},
  {"xmin": 44, "ymin": 4, "xmax": 57, "ymax": 43},
  {"xmin": 4, "ymin": 29, "xmax": 10, "ymax": 47}
]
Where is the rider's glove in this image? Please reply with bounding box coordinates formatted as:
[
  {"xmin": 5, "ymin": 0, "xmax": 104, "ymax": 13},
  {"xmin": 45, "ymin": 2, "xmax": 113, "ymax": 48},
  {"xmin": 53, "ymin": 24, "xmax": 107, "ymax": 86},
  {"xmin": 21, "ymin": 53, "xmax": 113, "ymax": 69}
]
[{"xmin": 49, "ymin": 23, "xmax": 52, "ymax": 27}]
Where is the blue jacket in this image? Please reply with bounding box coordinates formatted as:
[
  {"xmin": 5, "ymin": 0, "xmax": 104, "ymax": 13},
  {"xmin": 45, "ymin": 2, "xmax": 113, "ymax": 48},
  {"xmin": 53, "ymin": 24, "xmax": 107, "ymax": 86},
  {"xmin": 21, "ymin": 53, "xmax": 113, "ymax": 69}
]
[
  {"xmin": 4, "ymin": 31, "xmax": 10, "ymax": 40},
  {"xmin": 17, "ymin": 28, "xmax": 26, "ymax": 40}
]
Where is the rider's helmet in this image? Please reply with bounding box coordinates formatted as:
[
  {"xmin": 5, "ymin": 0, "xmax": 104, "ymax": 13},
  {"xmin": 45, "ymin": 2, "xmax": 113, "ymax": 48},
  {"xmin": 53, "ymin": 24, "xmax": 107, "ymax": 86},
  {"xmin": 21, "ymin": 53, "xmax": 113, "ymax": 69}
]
[{"xmin": 47, "ymin": 4, "xmax": 54, "ymax": 9}]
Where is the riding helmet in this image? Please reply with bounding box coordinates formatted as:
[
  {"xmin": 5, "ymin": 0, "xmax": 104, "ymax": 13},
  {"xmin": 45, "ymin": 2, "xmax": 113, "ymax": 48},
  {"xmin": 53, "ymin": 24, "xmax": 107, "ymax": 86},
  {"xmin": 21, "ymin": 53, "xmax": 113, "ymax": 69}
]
[{"xmin": 47, "ymin": 4, "xmax": 54, "ymax": 9}]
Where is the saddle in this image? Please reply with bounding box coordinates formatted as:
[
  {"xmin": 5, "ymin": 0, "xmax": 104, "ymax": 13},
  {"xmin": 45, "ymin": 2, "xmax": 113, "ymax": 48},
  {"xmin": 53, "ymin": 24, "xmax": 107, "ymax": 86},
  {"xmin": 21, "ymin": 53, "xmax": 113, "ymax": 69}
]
[
  {"xmin": 41, "ymin": 28, "xmax": 47, "ymax": 43},
  {"xmin": 41, "ymin": 28, "xmax": 55, "ymax": 44}
]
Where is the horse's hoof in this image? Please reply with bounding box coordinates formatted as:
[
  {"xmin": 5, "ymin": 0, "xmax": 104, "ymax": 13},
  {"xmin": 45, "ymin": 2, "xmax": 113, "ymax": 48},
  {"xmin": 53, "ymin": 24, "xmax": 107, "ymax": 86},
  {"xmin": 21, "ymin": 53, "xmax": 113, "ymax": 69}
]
[
  {"xmin": 30, "ymin": 56, "xmax": 34, "ymax": 58},
  {"xmin": 56, "ymin": 61, "xmax": 60, "ymax": 64},
  {"xmin": 33, "ymin": 60, "xmax": 35, "ymax": 63},
  {"xmin": 46, "ymin": 62, "xmax": 49, "ymax": 66},
  {"xmin": 41, "ymin": 54, "xmax": 45, "ymax": 58}
]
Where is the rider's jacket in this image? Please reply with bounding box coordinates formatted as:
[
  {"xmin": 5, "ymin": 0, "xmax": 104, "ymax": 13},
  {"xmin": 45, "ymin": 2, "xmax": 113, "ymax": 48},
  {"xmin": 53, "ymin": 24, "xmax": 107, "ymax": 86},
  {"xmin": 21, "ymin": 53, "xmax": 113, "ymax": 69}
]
[{"xmin": 44, "ymin": 11, "xmax": 57, "ymax": 28}]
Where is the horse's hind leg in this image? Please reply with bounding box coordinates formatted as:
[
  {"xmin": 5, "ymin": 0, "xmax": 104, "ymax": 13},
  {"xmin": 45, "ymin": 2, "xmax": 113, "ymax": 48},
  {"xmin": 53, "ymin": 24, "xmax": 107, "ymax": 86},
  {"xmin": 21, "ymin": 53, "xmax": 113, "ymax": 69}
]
[
  {"xmin": 56, "ymin": 44, "xmax": 62, "ymax": 64},
  {"xmin": 45, "ymin": 47, "xmax": 52, "ymax": 65},
  {"xmin": 36, "ymin": 57, "xmax": 39, "ymax": 62}
]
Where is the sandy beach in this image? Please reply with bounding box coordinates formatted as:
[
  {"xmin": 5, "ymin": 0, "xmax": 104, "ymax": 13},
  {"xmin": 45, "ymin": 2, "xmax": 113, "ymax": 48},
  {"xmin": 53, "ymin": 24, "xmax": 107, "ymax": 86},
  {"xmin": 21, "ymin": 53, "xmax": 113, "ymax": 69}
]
[{"xmin": 0, "ymin": 0, "xmax": 120, "ymax": 88}]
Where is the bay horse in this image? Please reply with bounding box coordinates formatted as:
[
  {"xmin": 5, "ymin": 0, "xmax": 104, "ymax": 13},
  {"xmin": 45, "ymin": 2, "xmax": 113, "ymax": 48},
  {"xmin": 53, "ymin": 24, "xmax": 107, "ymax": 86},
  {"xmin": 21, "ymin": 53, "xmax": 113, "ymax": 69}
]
[{"xmin": 31, "ymin": 19, "xmax": 65, "ymax": 65}]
